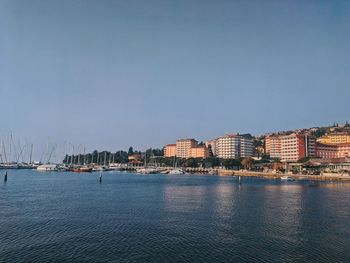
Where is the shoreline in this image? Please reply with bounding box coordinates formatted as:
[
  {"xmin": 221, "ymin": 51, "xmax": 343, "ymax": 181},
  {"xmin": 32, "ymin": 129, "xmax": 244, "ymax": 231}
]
[
  {"xmin": 4, "ymin": 167, "xmax": 350, "ymax": 182},
  {"xmin": 216, "ymin": 169, "xmax": 350, "ymax": 182}
]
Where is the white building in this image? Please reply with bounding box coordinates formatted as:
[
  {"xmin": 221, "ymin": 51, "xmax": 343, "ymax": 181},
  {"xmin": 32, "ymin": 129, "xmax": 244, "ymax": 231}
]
[
  {"xmin": 240, "ymin": 137, "xmax": 254, "ymax": 157},
  {"xmin": 216, "ymin": 134, "xmax": 254, "ymax": 159}
]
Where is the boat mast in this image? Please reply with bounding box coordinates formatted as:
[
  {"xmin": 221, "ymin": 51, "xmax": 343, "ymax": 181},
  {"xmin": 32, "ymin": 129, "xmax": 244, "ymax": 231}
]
[
  {"xmin": 47, "ymin": 143, "xmax": 56, "ymax": 164},
  {"xmin": 29, "ymin": 144, "xmax": 33, "ymax": 164},
  {"xmin": 0, "ymin": 138, "xmax": 3, "ymax": 164},
  {"xmin": 2, "ymin": 138, "xmax": 8, "ymax": 164},
  {"xmin": 83, "ymin": 147, "xmax": 86, "ymax": 165},
  {"xmin": 77, "ymin": 145, "xmax": 81, "ymax": 165},
  {"xmin": 16, "ymin": 143, "xmax": 25, "ymax": 164},
  {"xmin": 10, "ymin": 132, "xmax": 18, "ymax": 163}
]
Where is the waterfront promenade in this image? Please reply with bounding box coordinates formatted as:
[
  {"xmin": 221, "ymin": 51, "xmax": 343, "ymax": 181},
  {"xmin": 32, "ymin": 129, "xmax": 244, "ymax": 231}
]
[{"xmin": 217, "ymin": 169, "xmax": 350, "ymax": 181}]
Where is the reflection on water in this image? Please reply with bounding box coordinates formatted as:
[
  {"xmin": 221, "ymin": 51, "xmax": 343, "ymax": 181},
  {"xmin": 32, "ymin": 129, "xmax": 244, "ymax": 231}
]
[
  {"xmin": 163, "ymin": 185, "xmax": 208, "ymax": 213},
  {"xmin": 212, "ymin": 183, "xmax": 235, "ymax": 219},
  {"xmin": 1, "ymin": 171, "xmax": 350, "ymax": 262}
]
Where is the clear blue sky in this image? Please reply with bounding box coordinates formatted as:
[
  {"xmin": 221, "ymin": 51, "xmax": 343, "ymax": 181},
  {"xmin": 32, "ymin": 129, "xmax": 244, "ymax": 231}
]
[{"xmin": 1, "ymin": 0, "xmax": 349, "ymax": 158}]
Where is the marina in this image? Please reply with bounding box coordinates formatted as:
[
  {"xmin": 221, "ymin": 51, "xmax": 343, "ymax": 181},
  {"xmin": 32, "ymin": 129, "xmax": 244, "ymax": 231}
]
[{"xmin": 2, "ymin": 0, "xmax": 350, "ymax": 261}]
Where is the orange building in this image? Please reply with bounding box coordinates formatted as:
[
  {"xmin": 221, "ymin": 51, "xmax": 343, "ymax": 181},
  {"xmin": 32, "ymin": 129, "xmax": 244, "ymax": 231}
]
[
  {"xmin": 164, "ymin": 144, "xmax": 176, "ymax": 157},
  {"xmin": 176, "ymin": 139, "xmax": 198, "ymax": 158},
  {"xmin": 317, "ymin": 132, "xmax": 350, "ymax": 144},
  {"xmin": 164, "ymin": 139, "xmax": 209, "ymax": 159},
  {"xmin": 189, "ymin": 146, "xmax": 209, "ymax": 158}
]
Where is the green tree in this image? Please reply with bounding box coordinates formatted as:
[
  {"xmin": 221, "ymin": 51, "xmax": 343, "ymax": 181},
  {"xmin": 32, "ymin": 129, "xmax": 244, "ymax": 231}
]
[
  {"xmin": 221, "ymin": 159, "xmax": 241, "ymax": 169},
  {"xmin": 184, "ymin": 158, "xmax": 199, "ymax": 168}
]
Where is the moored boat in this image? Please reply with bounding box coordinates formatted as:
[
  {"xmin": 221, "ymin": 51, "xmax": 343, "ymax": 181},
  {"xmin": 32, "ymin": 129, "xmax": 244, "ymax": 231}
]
[
  {"xmin": 281, "ymin": 175, "xmax": 294, "ymax": 181},
  {"xmin": 37, "ymin": 164, "xmax": 58, "ymax": 171},
  {"xmin": 108, "ymin": 163, "xmax": 122, "ymax": 171},
  {"xmin": 72, "ymin": 166, "xmax": 93, "ymax": 173},
  {"xmin": 136, "ymin": 167, "xmax": 159, "ymax": 174},
  {"xmin": 168, "ymin": 168, "xmax": 185, "ymax": 175}
]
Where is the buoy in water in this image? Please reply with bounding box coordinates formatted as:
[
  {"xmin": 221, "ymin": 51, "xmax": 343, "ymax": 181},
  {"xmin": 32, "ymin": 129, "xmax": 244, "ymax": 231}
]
[
  {"xmin": 238, "ymin": 176, "xmax": 241, "ymax": 184},
  {"xmin": 4, "ymin": 171, "xmax": 7, "ymax": 183},
  {"xmin": 99, "ymin": 172, "xmax": 102, "ymax": 183}
]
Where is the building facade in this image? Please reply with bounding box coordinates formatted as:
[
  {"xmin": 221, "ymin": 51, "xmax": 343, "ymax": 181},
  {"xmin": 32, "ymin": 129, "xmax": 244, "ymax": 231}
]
[
  {"xmin": 240, "ymin": 137, "xmax": 254, "ymax": 157},
  {"xmin": 216, "ymin": 134, "xmax": 254, "ymax": 159},
  {"xmin": 317, "ymin": 132, "xmax": 350, "ymax": 144},
  {"xmin": 175, "ymin": 139, "xmax": 198, "ymax": 158},
  {"xmin": 265, "ymin": 135, "xmax": 281, "ymax": 159},
  {"xmin": 189, "ymin": 146, "xmax": 209, "ymax": 158},
  {"xmin": 164, "ymin": 144, "xmax": 176, "ymax": 157},
  {"xmin": 280, "ymin": 133, "xmax": 316, "ymax": 162},
  {"xmin": 316, "ymin": 143, "xmax": 338, "ymax": 159},
  {"xmin": 338, "ymin": 143, "xmax": 350, "ymax": 158},
  {"xmin": 316, "ymin": 143, "xmax": 350, "ymax": 159}
]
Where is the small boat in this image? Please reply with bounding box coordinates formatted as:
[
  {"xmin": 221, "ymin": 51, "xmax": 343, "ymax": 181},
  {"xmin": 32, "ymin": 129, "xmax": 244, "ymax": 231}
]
[
  {"xmin": 167, "ymin": 157, "xmax": 184, "ymax": 175},
  {"xmin": 37, "ymin": 164, "xmax": 58, "ymax": 171},
  {"xmin": 92, "ymin": 165, "xmax": 110, "ymax": 172},
  {"xmin": 281, "ymin": 175, "xmax": 294, "ymax": 181},
  {"xmin": 168, "ymin": 168, "xmax": 185, "ymax": 175}
]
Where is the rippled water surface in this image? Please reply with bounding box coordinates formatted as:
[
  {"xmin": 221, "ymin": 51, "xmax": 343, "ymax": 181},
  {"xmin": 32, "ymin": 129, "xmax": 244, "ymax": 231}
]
[{"xmin": 1, "ymin": 170, "xmax": 350, "ymax": 262}]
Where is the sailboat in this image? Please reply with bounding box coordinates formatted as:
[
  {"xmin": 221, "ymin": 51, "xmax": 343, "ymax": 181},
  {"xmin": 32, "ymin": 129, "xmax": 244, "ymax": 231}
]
[
  {"xmin": 168, "ymin": 156, "xmax": 184, "ymax": 175},
  {"xmin": 136, "ymin": 151, "xmax": 159, "ymax": 174}
]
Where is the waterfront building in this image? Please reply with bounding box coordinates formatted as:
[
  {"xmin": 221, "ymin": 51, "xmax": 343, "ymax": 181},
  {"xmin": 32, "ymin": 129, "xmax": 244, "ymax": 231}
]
[
  {"xmin": 316, "ymin": 143, "xmax": 338, "ymax": 159},
  {"xmin": 265, "ymin": 135, "xmax": 281, "ymax": 159},
  {"xmin": 316, "ymin": 143, "xmax": 350, "ymax": 159},
  {"xmin": 164, "ymin": 144, "xmax": 176, "ymax": 157},
  {"xmin": 176, "ymin": 139, "xmax": 198, "ymax": 158},
  {"xmin": 280, "ymin": 133, "xmax": 316, "ymax": 162},
  {"xmin": 189, "ymin": 146, "xmax": 209, "ymax": 158},
  {"xmin": 337, "ymin": 143, "xmax": 350, "ymax": 158},
  {"xmin": 240, "ymin": 137, "xmax": 254, "ymax": 157},
  {"xmin": 216, "ymin": 134, "xmax": 254, "ymax": 159},
  {"xmin": 305, "ymin": 134, "xmax": 316, "ymax": 157},
  {"xmin": 317, "ymin": 132, "xmax": 350, "ymax": 144}
]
